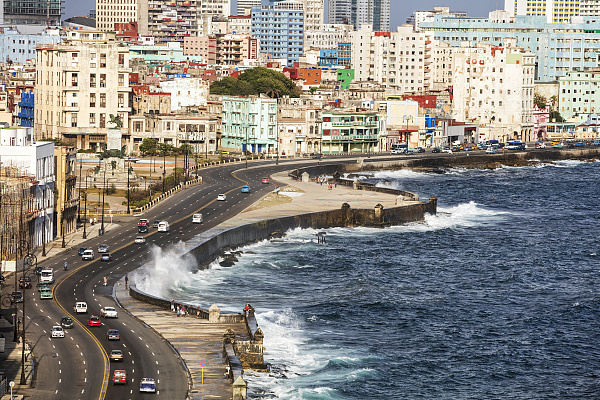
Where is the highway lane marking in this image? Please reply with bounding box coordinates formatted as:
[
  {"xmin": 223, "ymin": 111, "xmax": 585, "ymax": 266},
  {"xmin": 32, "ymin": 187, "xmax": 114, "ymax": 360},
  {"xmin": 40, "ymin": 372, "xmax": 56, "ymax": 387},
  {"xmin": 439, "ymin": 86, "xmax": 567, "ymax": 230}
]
[
  {"xmin": 55, "ymin": 390, "xmax": 58, "ymax": 394},
  {"xmin": 58, "ymin": 360, "xmax": 61, "ymax": 364},
  {"xmin": 59, "ymin": 379, "xmax": 61, "ymax": 383},
  {"xmin": 155, "ymin": 360, "xmax": 158, "ymax": 365},
  {"xmin": 59, "ymin": 369, "xmax": 61, "ymax": 373},
  {"xmin": 52, "ymin": 345, "xmax": 56, "ymax": 349}
]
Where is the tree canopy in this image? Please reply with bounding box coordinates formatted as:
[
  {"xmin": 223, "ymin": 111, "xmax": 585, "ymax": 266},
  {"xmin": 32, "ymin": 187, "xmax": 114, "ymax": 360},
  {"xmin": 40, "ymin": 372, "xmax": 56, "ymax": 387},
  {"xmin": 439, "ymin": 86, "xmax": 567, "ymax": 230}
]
[{"xmin": 210, "ymin": 67, "xmax": 302, "ymax": 98}]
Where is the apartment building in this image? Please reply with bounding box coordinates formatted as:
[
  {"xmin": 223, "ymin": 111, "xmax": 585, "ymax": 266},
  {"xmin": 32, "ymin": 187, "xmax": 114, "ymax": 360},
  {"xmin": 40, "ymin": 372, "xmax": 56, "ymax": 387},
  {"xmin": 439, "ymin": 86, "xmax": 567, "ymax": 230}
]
[
  {"xmin": 328, "ymin": 0, "xmax": 389, "ymax": 31},
  {"xmin": 278, "ymin": 97, "xmax": 322, "ymax": 154},
  {"xmin": 183, "ymin": 34, "xmax": 257, "ymax": 65},
  {"xmin": 321, "ymin": 110, "xmax": 380, "ymax": 153},
  {"xmin": 452, "ymin": 40, "xmax": 536, "ymax": 142},
  {"xmin": 251, "ymin": 0, "xmax": 305, "ymax": 67},
  {"xmin": 304, "ymin": 24, "xmax": 352, "ymax": 51},
  {"xmin": 0, "ymin": 28, "xmax": 61, "ymax": 65},
  {"xmin": 2, "ymin": 0, "xmax": 62, "ymax": 33},
  {"xmin": 54, "ymin": 146, "xmax": 78, "ymax": 239},
  {"xmin": 504, "ymin": 0, "xmax": 584, "ymax": 23},
  {"xmin": 558, "ymin": 70, "xmax": 600, "ymax": 119},
  {"xmin": 419, "ymin": 11, "xmax": 600, "ymax": 81},
  {"xmin": 221, "ymin": 95, "xmax": 277, "ymax": 154},
  {"xmin": 0, "ymin": 128, "xmax": 55, "ymax": 252},
  {"xmin": 228, "ymin": 16, "xmax": 252, "ymax": 35},
  {"xmin": 302, "ymin": 0, "xmax": 325, "ymax": 31},
  {"xmin": 350, "ymin": 24, "xmax": 435, "ymax": 93},
  {"xmin": 96, "ymin": 0, "xmax": 149, "ymax": 34},
  {"xmin": 237, "ymin": 0, "xmax": 260, "ymax": 16},
  {"xmin": 35, "ymin": 30, "xmax": 132, "ymax": 150}
]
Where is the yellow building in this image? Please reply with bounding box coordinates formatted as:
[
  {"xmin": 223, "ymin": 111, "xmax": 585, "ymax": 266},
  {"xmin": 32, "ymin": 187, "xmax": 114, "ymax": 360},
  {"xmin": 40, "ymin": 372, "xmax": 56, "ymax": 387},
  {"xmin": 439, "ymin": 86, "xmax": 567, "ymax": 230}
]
[{"xmin": 54, "ymin": 146, "xmax": 79, "ymax": 239}]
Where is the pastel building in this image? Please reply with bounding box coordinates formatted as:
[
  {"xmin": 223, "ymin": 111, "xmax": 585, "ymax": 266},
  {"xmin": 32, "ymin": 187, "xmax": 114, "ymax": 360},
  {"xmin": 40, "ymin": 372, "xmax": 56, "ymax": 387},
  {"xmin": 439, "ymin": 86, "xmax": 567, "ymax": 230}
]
[
  {"xmin": 251, "ymin": 0, "xmax": 305, "ymax": 67},
  {"xmin": 0, "ymin": 28, "xmax": 61, "ymax": 64},
  {"xmin": 558, "ymin": 70, "xmax": 600, "ymax": 119},
  {"xmin": 321, "ymin": 111, "xmax": 380, "ymax": 153},
  {"xmin": 419, "ymin": 11, "xmax": 600, "ymax": 81},
  {"xmin": 504, "ymin": 0, "xmax": 580, "ymax": 23},
  {"xmin": 221, "ymin": 96, "xmax": 277, "ymax": 154},
  {"xmin": 129, "ymin": 42, "xmax": 203, "ymax": 63}
]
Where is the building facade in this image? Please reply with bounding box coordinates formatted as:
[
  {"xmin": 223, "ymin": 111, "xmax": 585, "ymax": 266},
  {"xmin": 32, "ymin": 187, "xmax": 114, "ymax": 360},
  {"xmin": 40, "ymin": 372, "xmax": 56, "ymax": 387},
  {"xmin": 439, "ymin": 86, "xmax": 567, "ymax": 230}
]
[
  {"xmin": 504, "ymin": 0, "xmax": 581, "ymax": 23},
  {"xmin": 34, "ymin": 30, "xmax": 132, "ymax": 150},
  {"xmin": 54, "ymin": 146, "xmax": 78, "ymax": 240},
  {"xmin": 321, "ymin": 110, "xmax": 380, "ymax": 153},
  {"xmin": 2, "ymin": 0, "xmax": 62, "ymax": 33},
  {"xmin": 558, "ymin": 70, "xmax": 600, "ymax": 119},
  {"xmin": 0, "ymin": 28, "xmax": 61, "ymax": 64},
  {"xmin": 251, "ymin": 0, "xmax": 305, "ymax": 67},
  {"xmin": 328, "ymin": 0, "xmax": 389, "ymax": 31},
  {"xmin": 221, "ymin": 95, "xmax": 277, "ymax": 154},
  {"xmin": 452, "ymin": 40, "xmax": 536, "ymax": 142},
  {"xmin": 96, "ymin": 0, "xmax": 148, "ymax": 34}
]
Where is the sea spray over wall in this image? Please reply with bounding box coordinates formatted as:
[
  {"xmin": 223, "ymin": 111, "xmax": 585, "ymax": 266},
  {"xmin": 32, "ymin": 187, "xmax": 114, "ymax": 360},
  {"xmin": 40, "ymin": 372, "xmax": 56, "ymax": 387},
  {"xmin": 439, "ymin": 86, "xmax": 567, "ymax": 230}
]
[{"xmin": 133, "ymin": 242, "xmax": 197, "ymax": 298}]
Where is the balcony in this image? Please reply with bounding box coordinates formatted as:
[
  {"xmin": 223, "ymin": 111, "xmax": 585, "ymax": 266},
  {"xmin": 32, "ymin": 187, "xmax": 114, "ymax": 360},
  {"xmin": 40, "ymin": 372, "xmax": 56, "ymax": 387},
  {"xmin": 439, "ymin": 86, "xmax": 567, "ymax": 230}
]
[
  {"xmin": 322, "ymin": 134, "xmax": 379, "ymax": 141},
  {"xmin": 64, "ymin": 105, "xmax": 79, "ymax": 112},
  {"xmin": 331, "ymin": 121, "xmax": 378, "ymax": 127},
  {"xmin": 63, "ymin": 86, "xmax": 79, "ymax": 91}
]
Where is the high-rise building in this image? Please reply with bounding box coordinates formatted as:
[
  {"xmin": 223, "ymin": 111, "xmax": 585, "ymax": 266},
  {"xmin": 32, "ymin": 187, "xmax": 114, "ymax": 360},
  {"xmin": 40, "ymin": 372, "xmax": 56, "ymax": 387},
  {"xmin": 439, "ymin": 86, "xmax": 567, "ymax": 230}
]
[
  {"xmin": 1, "ymin": 0, "xmax": 63, "ymax": 33},
  {"xmin": 504, "ymin": 0, "xmax": 583, "ymax": 23},
  {"xmin": 96, "ymin": 0, "xmax": 148, "ymax": 34},
  {"xmin": 328, "ymin": 0, "xmax": 389, "ymax": 31},
  {"xmin": 251, "ymin": 0, "xmax": 305, "ymax": 67},
  {"xmin": 237, "ymin": 0, "xmax": 260, "ymax": 16}
]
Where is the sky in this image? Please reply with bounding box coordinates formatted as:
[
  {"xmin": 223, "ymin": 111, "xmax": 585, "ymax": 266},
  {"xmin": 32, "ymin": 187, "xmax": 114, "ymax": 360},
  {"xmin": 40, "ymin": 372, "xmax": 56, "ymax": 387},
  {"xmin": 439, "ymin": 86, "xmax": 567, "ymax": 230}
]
[{"xmin": 64, "ymin": 0, "xmax": 500, "ymax": 30}]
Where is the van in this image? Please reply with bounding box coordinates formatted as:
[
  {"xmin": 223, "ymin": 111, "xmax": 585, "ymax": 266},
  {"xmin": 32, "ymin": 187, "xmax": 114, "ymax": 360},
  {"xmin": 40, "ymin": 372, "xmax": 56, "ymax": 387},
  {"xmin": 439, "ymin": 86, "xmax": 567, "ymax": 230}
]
[
  {"xmin": 74, "ymin": 302, "xmax": 88, "ymax": 314},
  {"xmin": 192, "ymin": 214, "xmax": 203, "ymax": 224},
  {"xmin": 158, "ymin": 221, "xmax": 170, "ymax": 232},
  {"xmin": 40, "ymin": 268, "xmax": 54, "ymax": 284}
]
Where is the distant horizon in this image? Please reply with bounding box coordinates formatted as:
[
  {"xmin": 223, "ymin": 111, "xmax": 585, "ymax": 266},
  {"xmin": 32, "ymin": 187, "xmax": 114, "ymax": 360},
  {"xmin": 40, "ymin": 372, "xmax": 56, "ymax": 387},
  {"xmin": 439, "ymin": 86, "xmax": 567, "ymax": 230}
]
[{"xmin": 63, "ymin": 0, "xmax": 499, "ymax": 32}]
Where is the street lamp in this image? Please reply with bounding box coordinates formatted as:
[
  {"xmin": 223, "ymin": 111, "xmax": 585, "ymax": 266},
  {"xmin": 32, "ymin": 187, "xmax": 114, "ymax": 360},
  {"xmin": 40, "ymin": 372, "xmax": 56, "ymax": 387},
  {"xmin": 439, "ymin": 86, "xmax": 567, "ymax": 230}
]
[
  {"xmin": 403, "ymin": 115, "xmax": 413, "ymax": 148},
  {"xmin": 77, "ymin": 154, "xmax": 82, "ymax": 223},
  {"xmin": 126, "ymin": 159, "xmax": 131, "ymax": 214},
  {"xmin": 83, "ymin": 170, "xmax": 89, "ymax": 239},
  {"xmin": 100, "ymin": 165, "xmax": 106, "ymax": 235}
]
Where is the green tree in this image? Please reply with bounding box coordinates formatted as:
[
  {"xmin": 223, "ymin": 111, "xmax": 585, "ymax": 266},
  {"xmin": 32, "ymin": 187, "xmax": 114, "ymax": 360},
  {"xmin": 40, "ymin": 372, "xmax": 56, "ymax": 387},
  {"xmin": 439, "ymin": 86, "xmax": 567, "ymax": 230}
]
[
  {"xmin": 209, "ymin": 67, "xmax": 301, "ymax": 98},
  {"xmin": 158, "ymin": 142, "xmax": 174, "ymax": 156},
  {"xmin": 534, "ymin": 93, "xmax": 546, "ymax": 109},
  {"xmin": 549, "ymin": 110, "xmax": 565, "ymax": 122},
  {"xmin": 178, "ymin": 144, "xmax": 194, "ymax": 155},
  {"xmin": 139, "ymin": 138, "xmax": 159, "ymax": 156}
]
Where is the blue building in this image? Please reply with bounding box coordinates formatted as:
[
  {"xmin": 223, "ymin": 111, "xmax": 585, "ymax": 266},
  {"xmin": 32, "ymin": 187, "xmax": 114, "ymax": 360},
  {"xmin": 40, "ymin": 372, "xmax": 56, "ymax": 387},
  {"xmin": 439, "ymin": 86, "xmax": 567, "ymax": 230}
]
[
  {"xmin": 251, "ymin": 0, "xmax": 304, "ymax": 67},
  {"xmin": 420, "ymin": 13, "xmax": 600, "ymax": 82},
  {"xmin": 18, "ymin": 91, "xmax": 34, "ymax": 128},
  {"xmin": 0, "ymin": 28, "xmax": 61, "ymax": 65},
  {"xmin": 319, "ymin": 43, "xmax": 352, "ymax": 68}
]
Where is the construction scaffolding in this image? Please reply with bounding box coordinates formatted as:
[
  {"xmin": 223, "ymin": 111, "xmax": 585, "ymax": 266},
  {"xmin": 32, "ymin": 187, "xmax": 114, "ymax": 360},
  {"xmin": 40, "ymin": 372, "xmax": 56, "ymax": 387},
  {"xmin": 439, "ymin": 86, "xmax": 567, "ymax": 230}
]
[{"xmin": 0, "ymin": 165, "xmax": 34, "ymax": 269}]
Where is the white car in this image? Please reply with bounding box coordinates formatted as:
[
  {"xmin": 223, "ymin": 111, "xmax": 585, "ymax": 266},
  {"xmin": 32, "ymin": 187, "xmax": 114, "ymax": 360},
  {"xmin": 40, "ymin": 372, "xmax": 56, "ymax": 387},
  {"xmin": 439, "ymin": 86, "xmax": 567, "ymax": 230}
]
[
  {"xmin": 100, "ymin": 306, "xmax": 118, "ymax": 318},
  {"xmin": 486, "ymin": 147, "xmax": 497, "ymax": 154},
  {"xmin": 135, "ymin": 236, "xmax": 146, "ymax": 244},
  {"xmin": 82, "ymin": 249, "xmax": 94, "ymax": 260},
  {"xmin": 98, "ymin": 244, "xmax": 109, "ymax": 253},
  {"xmin": 217, "ymin": 194, "xmax": 226, "ymax": 201},
  {"xmin": 51, "ymin": 325, "xmax": 65, "ymax": 338},
  {"xmin": 441, "ymin": 148, "xmax": 453, "ymax": 154},
  {"xmin": 139, "ymin": 378, "xmax": 156, "ymax": 393}
]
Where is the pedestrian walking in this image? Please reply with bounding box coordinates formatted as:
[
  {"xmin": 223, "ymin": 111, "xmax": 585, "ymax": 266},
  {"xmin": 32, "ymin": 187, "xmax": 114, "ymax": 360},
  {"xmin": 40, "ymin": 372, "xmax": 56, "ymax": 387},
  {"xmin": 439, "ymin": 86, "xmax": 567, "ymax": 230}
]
[
  {"xmin": 334, "ymin": 182, "xmax": 337, "ymax": 188},
  {"xmin": 125, "ymin": 274, "xmax": 129, "ymax": 286},
  {"xmin": 171, "ymin": 299, "xmax": 175, "ymax": 312},
  {"xmin": 176, "ymin": 305, "xmax": 180, "ymax": 317},
  {"xmin": 181, "ymin": 305, "xmax": 186, "ymax": 317},
  {"xmin": 196, "ymin": 306, "xmax": 201, "ymax": 318}
]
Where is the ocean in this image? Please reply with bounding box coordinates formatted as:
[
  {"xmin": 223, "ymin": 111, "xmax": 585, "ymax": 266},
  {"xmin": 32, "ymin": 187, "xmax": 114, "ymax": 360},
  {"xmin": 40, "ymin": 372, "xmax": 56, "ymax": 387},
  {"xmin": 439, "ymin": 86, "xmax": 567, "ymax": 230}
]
[{"xmin": 138, "ymin": 159, "xmax": 600, "ymax": 399}]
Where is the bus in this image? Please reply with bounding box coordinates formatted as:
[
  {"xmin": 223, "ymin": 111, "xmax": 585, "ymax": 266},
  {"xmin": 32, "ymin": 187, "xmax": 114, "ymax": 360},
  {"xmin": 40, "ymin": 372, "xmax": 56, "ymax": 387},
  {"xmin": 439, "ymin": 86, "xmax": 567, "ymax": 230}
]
[{"xmin": 506, "ymin": 141, "xmax": 526, "ymax": 150}]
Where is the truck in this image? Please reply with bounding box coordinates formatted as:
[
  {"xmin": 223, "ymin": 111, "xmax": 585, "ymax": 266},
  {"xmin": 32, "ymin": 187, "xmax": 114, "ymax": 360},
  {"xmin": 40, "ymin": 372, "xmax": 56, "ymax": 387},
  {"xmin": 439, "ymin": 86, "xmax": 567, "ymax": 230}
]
[{"xmin": 40, "ymin": 268, "xmax": 54, "ymax": 284}]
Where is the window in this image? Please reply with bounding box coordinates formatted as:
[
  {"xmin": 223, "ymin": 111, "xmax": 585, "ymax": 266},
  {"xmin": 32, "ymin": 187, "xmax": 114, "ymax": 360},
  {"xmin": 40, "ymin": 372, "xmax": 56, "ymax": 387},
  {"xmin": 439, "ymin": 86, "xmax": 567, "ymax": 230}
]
[
  {"xmin": 90, "ymin": 93, "xmax": 96, "ymax": 107},
  {"xmin": 100, "ymin": 93, "xmax": 106, "ymax": 108},
  {"xmin": 100, "ymin": 113, "xmax": 106, "ymax": 128},
  {"xmin": 118, "ymin": 93, "xmax": 124, "ymax": 108},
  {"xmin": 100, "ymin": 74, "xmax": 106, "ymax": 87},
  {"xmin": 100, "ymin": 54, "xmax": 106, "ymax": 68},
  {"xmin": 89, "ymin": 113, "xmax": 96, "ymax": 125},
  {"xmin": 71, "ymin": 112, "xmax": 77, "ymax": 127},
  {"xmin": 90, "ymin": 73, "xmax": 96, "ymax": 88},
  {"xmin": 71, "ymin": 73, "xmax": 78, "ymax": 87},
  {"xmin": 118, "ymin": 74, "xmax": 124, "ymax": 86}
]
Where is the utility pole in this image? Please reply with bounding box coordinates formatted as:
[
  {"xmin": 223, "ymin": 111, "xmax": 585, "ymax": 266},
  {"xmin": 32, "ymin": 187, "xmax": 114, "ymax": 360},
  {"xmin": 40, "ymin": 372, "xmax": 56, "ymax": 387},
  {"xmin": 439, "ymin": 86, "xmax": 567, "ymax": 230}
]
[
  {"xmin": 83, "ymin": 172, "xmax": 88, "ymax": 239},
  {"xmin": 126, "ymin": 160, "xmax": 130, "ymax": 214},
  {"xmin": 100, "ymin": 166, "xmax": 106, "ymax": 235},
  {"xmin": 41, "ymin": 187, "xmax": 46, "ymax": 257}
]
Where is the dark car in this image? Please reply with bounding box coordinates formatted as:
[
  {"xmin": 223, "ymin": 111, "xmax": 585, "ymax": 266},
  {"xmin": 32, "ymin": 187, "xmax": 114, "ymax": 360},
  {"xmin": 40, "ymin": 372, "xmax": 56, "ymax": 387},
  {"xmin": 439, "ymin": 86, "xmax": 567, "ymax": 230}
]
[
  {"xmin": 19, "ymin": 276, "xmax": 32, "ymax": 289},
  {"xmin": 311, "ymin": 153, "xmax": 324, "ymax": 159},
  {"xmin": 452, "ymin": 146, "xmax": 461, "ymax": 152},
  {"xmin": 567, "ymin": 143, "xmax": 575, "ymax": 148},
  {"xmin": 107, "ymin": 329, "xmax": 120, "ymax": 340},
  {"xmin": 11, "ymin": 291, "xmax": 23, "ymax": 303},
  {"xmin": 35, "ymin": 266, "xmax": 44, "ymax": 275},
  {"xmin": 431, "ymin": 147, "xmax": 441, "ymax": 153},
  {"xmin": 138, "ymin": 225, "xmax": 148, "ymax": 233},
  {"xmin": 0, "ymin": 274, "xmax": 4, "ymax": 282},
  {"xmin": 78, "ymin": 247, "xmax": 87, "ymax": 256},
  {"xmin": 153, "ymin": 220, "xmax": 161, "ymax": 228},
  {"xmin": 416, "ymin": 147, "xmax": 425, "ymax": 153},
  {"xmin": 101, "ymin": 253, "xmax": 112, "ymax": 262},
  {"xmin": 61, "ymin": 316, "xmax": 74, "ymax": 329}
]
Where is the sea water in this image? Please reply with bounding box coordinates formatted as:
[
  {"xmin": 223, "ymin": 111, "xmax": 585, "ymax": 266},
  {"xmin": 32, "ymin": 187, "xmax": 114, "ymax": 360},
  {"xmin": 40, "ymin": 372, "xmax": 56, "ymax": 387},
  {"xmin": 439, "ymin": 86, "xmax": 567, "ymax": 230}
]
[{"xmin": 139, "ymin": 159, "xmax": 600, "ymax": 399}]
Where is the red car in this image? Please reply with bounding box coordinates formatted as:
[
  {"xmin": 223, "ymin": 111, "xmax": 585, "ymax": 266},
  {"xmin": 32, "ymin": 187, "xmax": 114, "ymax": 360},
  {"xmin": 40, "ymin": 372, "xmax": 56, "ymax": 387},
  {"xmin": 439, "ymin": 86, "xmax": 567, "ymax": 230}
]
[
  {"xmin": 88, "ymin": 316, "xmax": 101, "ymax": 327},
  {"xmin": 261, "ymin": 177, "xmax": 270, "ymax": 184},
  {"xmin": 112, "ymin": 370, "xmax": 127, "ymax": 385}
]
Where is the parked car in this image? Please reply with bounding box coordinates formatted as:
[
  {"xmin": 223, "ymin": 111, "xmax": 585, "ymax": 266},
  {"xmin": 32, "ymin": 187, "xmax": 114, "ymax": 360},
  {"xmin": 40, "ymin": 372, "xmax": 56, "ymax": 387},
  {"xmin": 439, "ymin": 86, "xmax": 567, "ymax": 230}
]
[
  {"xmin": 98, "ymin": 244, "xmax": 109, "ymax": 253},
  {"xmin": 416, "ymin": 147, "xmax": 425, "ymax": 153},
  {"xmin": 575, "ymin": 141, "xmax": 586, "ymax": 146},
  {"xmin": 78, "ymin": 247, "xmax": 87, "ymax": 256},
  {"xmin": 241, "ymin": 186, "xmax": 250, "ymax": 193},
  {"xmin": 217, "ymin": 194, "xmax": 227, "ymax": 201},
  {"xmin": 112, "ymin": 370, "xmax": 127, "ymax": 385},
  {"xmin": 110, "ymin": 349, "xmax": 124, "ymax": 362},
  {"xmin": 486, "ymin": 147, "xmax": 497, "ymax": 154},
  {"xmin": 61, "ymin": 316, "xmax": 74, "ymax": 329},
  {"xmin": 100, "ymin": 253, "xmax": 112, "ymax": 262},
  {"xmin": 311, "ymin": 153, "xmax": 324, "ymax": 160},
  {"xmin": 107, "ymin": 329, "xmax": 120, "ymax": 340},
  {"xmin": 82, "ymin": 250, "xmax": 94, "ymax": 260},
  {"xmin": 431, "ymin": 147, "xmax": 441, "ymax": 153},
  {"xmin": 594, "ymin": 140, "xmax": 600, "ymax": 146},
  {"xmin": 261, "ymin": 177, "xmax": 270, "ymax": 184},
  {"xmin": 101, "ymin": 306, "xmax": 118, "ymax": 318},
  {"xmin": 51, "ymin": 326, "xmax": 65, "ymax": 338},
  {"xmin": 88, "ymin": 316, "xmax": 101, "ymax": 327},
  {"xmin": 452, "ymin": 146, "xmax": 461, "ymax": 152},
  {"xmin": 535, "ymin": 141, "xmax": 546, "ymax": 149},
  {"xmin": 139, "ymin": 378, "xmax": 156, "ymax": 393},
  {"xmin": 135, "ymin": 236, "xmax": 146, "ymax": 244},
  {"xmin": 442, "ymin": 148, "xmax": 453, "ymax": 154}
]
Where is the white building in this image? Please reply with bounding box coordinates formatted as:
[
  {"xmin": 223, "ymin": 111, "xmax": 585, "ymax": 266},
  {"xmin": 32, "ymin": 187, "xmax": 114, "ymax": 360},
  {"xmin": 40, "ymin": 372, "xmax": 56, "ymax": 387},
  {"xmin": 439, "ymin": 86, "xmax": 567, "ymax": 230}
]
[
  {"xmin": 304, "ymin": 24, "xmax": 352, "ymax": 51},
  {"xmin": 159, "ymin": 78, "xmax": 210, "ymax": 111},
  {"xmin": 451, "ymin": 39, "xmax": 536, "ymax": 142},
  {"xmin": 96, "ymin": 0, "xmax": 149, "ymax": 34},
  {"xmin": 350, "ymin": 24, "xmax": 435, "ymax": 93},
  {"xmin": 0, "ymin": 128, "xmax": 55, "ymax": 252}
]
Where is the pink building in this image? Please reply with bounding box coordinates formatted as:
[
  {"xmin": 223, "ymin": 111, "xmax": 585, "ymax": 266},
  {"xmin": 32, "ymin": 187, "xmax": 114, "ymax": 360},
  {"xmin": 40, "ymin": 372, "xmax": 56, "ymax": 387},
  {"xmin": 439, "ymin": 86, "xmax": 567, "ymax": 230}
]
[{"xmin": 533, "ymin": 102, "xmax": 550, "ymax": 141}]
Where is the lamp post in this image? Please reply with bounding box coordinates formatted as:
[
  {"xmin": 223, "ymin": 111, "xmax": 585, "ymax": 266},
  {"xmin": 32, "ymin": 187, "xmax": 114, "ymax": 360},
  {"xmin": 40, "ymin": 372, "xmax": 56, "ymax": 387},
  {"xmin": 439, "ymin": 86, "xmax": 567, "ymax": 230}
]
[
  {"xmin": 126, "ymin": 159, "xmax": 130, "ymax": 214},
  {"xmin": 162, "ymin": 151, "xmax": 166, "ymax": 193},
  {"xmin": 276, "ymin": 127, "xmax": 279, "ymax": 165},
  {"xmin": 41, "ymin": 187, "xmax": 46, "ymax": 257},
  {"xmin": 245, "ymin": 128, "xmax": 248, "ymax": 169},
  {"xmin": 83, "ymin": 171, "xmax": 88, "ymax": 239},
  {"xmin": 403, "ymin": 115, "xmax": 413, "ymax": 148},
  {"xmin": 100, "ymin": 165, "xmax": 106, "ymax": 235},
  {"xmin": 77, "ymin": 154, "xmax": 82, "ymax": 223}
]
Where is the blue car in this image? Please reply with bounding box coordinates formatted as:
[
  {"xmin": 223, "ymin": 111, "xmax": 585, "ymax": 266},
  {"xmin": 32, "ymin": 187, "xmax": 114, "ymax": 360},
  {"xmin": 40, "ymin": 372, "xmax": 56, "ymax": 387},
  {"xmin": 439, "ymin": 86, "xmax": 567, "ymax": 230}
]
[
  {"xmin": 595, "ymin": 140, "xmax": 600, "ymax": 146},
  {"xmin": 241, "ymin": 186, "xmax": 250, "ymax": 193}
]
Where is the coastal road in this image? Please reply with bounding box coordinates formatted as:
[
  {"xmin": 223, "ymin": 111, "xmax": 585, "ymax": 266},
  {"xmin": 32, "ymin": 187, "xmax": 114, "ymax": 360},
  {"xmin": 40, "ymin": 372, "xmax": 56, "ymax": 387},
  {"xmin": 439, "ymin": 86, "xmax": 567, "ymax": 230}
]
[{"xmin": 21, "ymin": 157, "xmax": 336, "ymax": 399}]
